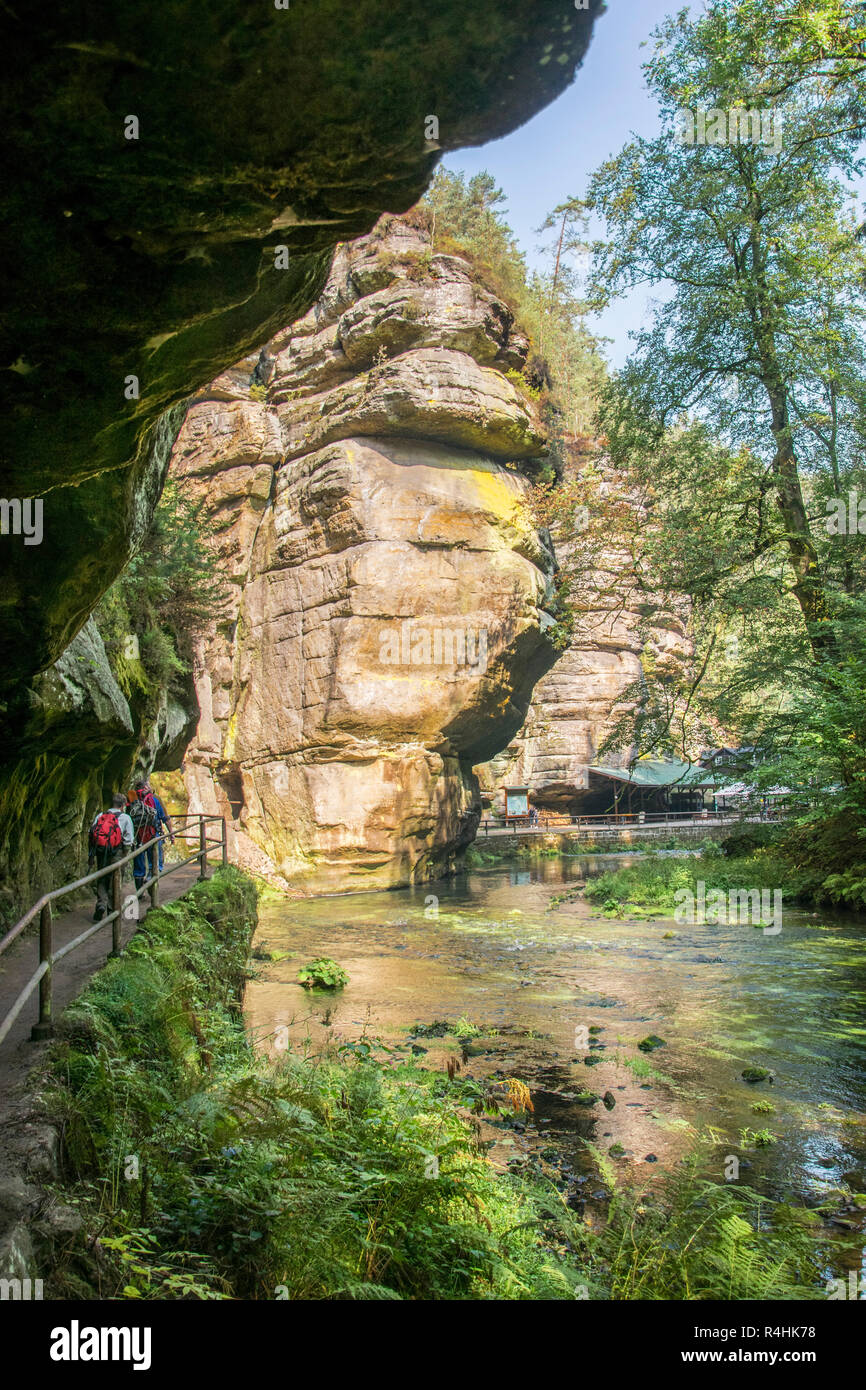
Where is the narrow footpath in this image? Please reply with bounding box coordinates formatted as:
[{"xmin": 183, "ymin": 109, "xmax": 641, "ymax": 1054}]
[{"xmin": 0, "ymin": 861, "xmax": 201, "ymax": 1108}]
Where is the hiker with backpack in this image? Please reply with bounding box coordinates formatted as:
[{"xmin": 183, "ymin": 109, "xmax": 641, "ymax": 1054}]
[
  {"xmin": 145, "ymin": 780, "xmax": 175, "ymax": 871},
  {"xmin": 128, "ymin": 782, "xmax": 159, "ymax": 896},
  {"xmin": 88, "ymin": 793, "xmax": 134, "ymax": 922}
]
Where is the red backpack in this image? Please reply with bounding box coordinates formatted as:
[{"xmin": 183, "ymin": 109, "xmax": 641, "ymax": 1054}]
[{"xmin": 91, "ymin": 811, "xmax": 122, "ymax": 852}]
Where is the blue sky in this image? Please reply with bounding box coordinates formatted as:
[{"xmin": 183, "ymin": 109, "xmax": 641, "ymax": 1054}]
[
  {"xmin": 444, "ymin": 0, "xmax": 698, "ymax": 367},
  {"xmin": 447, "ymin": 2, "xmax": 865, "ymax": 370}
]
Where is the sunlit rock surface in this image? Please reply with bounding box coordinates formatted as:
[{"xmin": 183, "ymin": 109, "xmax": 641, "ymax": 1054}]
[
  {"xmin": 174, "ymin": 218, "xmax": 558, "ymax": 890},
  {"xmin": 477, "ymin": 500, "xmax": 691, "ymax": 813}
]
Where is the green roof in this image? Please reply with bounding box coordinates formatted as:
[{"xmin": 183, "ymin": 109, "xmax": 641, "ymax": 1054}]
[{"xmin": 589, "ymin": 759, "xmax": 715, "ymax": 789}]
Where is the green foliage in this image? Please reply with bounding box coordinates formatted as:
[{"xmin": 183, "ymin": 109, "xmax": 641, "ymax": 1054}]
[
  {"xmin": 420, "ymin": 168, "xmax": 606, "ymax": 438},
  {"xmin": 585, "ymin": 850, "xmax": 786, "ymax": 916},
  {"xmin": 505, "ymin": 367, "xmax": 539, "ymax": 401},
  {"xmin": 94, "ymin": 479, "xmax": 226, "ymax": 703},
  {"xmin": 452, "ymin": 1016, "xmax": 482, "ymax": 1040},
  {"xmin": 740, "ymin": 1127, "xmax": 778, "ymax": 1148},
  {"xmin": 41, "ymin": 870, "xmax": 577, "ymax": 1301},
  {"xmin": 752, "ymin": 1099, "xmax": 776, "ymax": 1115},
  {"xmin": 296, "ymin": 957, "xmax": 349, "ymax": 991},
  {"xmin": 777, "ymin": 809, "xmax": 866, "ymax": 909},
  {"xmin": 569, "ymin": 0, "xmax": 866, "ymax": 891},
  {"xmin": 570, "ymin": 1151, "xmax": 832, "ymax": 1300},
  {"xmin": 721, "ymin": 826, "xmax": 781, "ymax": 858}
]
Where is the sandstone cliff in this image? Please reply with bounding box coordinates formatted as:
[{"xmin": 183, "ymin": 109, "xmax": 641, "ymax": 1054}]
[
  {"xmin": 172, "ymin": 217, "xmax": 559, "ymax": 891},
  {"xmin": 477, "ymin": 461, "xmax": 692, "ymax": 814},
  {"xmin": 0, "ymin": 1, "xmax": 601, "ymax": 699}
]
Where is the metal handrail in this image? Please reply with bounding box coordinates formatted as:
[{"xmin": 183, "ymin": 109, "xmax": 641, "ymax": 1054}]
[
  {"xmin": 478, "ymin": 807, "xmax": 784, "ymax": 834},
  {"xmin": 0, "ymin": 814, "xmax": 227, "ymax": 1046}
]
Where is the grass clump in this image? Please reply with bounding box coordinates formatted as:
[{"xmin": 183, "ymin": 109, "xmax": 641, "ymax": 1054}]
[{"xmin": 584, "ymin": 851, "xmax": 785, "ymax": 917}]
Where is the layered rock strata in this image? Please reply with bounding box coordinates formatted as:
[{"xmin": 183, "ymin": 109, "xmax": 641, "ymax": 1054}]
[
  {"xmin": 477, "ymin": 468, "xmax": 692, "ymax": 813},
  {"xmin": 0, "ymin": 0, "xmax": 602, "ymax": 695},
  {"xmin": 172, "ymin": 217, "xmax": 559, "ymax": 891}
]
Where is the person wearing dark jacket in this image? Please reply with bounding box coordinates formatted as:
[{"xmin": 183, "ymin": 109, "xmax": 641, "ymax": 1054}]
[
  {"xmin": 128, "ymin": 782, "xmax": 159, "ymax": 895},
  {"xmin": 88, "ymin": 793, "xmax": 134, "ymax": 922},
  {"xmin": 146, "ymin": 782, "xmax": 175, "ymax": 871}
]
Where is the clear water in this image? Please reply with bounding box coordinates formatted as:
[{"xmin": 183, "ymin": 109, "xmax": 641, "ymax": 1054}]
[{"xmin": 244, "ymin": 852, "xmax": 866, "ymax": 1201}]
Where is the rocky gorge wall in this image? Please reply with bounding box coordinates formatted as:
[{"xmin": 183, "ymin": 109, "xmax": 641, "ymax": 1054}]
[
  {"xmin": 173, "ymin": 217, "xmax": 560, "ymax": 891},
  {"xmin": 0, "ymin": 2, "xmax": 606, "ymax": 918},
  {"xmin": 0, "ymin": 0, "xmax": 602, "ymax": 699},
  {"xmin": 477, "ymin": 468, "xmax": 692, "ymax": 815}
]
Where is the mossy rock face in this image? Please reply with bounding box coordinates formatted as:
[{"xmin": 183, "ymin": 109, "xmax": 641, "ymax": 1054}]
[
  {"xmin": 0, "ymin": 0, "xmax": 601, "ymax": 695},
  {"xmin": 741, "ymin": 1067, "xmax": 773, "ymax": 1084},
  {"xmin": 638, "ymin": 1035, "xmax": 667, "ymax": 1053}
]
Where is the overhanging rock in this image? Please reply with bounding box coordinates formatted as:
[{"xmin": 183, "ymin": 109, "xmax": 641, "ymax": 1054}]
[{"xmin": 0, "ymin": 0, "xmax": 603, "ymax": 692}]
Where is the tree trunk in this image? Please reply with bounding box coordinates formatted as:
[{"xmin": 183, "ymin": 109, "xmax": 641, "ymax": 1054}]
[{"xmin": 747, "ymin": 213, "xmax": 832, "ymax": 655}]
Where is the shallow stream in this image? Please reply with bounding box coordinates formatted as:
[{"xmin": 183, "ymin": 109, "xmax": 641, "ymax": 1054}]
[{"xmin": 245, "ymin": 851, "xmax": 866, "ymax": 1205}]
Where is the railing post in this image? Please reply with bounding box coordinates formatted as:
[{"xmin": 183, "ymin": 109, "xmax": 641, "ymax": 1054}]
[
  {"xmin": 221, "ymin": 818, "xmax": 228, "ymax": 868},
  {"xmin": 31, "ymin": 902, "xmax": 53, "ymax": 1040},
  {"xmin": 198, "ymin": 815, "xmax": 209, "ymax": 881},
  {"xmin": 149, "ymin": 843, "xmax": 160, "ymax": 909},
  {"xmin": 110, "ymin": 866, "xmax": 123, "ymax": 958}
]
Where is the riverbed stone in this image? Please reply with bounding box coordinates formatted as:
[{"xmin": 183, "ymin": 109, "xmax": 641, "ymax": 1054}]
[{"xmin": 742, "ymin": 1067, "xmax": 773, "ymax": 1083}]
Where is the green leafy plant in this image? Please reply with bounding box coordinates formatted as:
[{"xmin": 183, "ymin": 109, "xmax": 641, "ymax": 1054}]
[
  {"xmin": 452, "ymin": 1016, "xmax": 482, "ymax": 1040},
  {"xmin": 296, "ymin": 958, "xmax": 350, "ymax": 991},
  {"xmin": 740, "ymin": 1126, "xmax": 778, "ymax": 1149},
  {"xmin": 94, "ymin": 479, "xmax": 226, "ymax": 709},
  {"xmin": 568, "ymin": 1146, "xmax": 837, "ymax": 1301}
]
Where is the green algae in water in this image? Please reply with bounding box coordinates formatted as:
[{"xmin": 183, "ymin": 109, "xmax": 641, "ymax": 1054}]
[{"xmin": 250, "ymin": 850, "xmax": 866, "ymax": 1200}]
